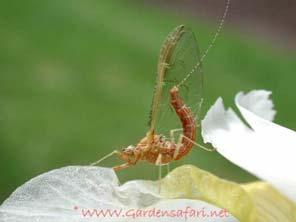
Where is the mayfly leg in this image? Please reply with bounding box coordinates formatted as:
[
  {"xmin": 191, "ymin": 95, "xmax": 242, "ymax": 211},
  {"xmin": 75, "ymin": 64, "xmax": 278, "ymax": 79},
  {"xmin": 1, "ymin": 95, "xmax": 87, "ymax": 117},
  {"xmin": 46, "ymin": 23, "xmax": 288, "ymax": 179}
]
[
  {"xmin": 166, "ymin": 163, "xmax": 170, "ymax": 174},
  {"xmin": 90, "ymin": 150, "xmax": 120, "ymax": 166},
  {"xmin": 169, "ymin": 128, "xmax": 216, "ymax": 159},
  {"xmin": 173, "ymin": 134, "xmax": 183, "ymax": 159},
  {"xmin": 170, "ymin": 128, "xmax": 183, "ymax": 144},
  {"xmin": 181, "ymin": 135, "xmax": 216, "ymax": 152},
  {"xmin": 113, "ymin": 163, "xmax": 132, "ymax": 171},
  {"xmin": 155, "ymin": 153, "xmax": 163, "ymax": 193}
]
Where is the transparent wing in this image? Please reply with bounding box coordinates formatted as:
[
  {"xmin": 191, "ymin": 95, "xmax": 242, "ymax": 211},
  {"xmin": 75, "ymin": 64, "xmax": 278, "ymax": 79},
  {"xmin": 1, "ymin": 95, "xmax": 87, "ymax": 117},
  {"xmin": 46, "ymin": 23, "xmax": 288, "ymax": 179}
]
[{"xmin": 148, "ymin": 25, "xmax": 203, "ymax": 137}]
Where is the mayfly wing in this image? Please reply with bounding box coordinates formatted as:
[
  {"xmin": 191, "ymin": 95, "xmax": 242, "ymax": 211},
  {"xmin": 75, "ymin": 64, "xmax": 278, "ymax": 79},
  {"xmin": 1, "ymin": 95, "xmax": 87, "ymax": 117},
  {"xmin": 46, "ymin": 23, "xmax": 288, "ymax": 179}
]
[{"xmin": 148, "ymin": 25, "xmax": 203, "ymax": 137}]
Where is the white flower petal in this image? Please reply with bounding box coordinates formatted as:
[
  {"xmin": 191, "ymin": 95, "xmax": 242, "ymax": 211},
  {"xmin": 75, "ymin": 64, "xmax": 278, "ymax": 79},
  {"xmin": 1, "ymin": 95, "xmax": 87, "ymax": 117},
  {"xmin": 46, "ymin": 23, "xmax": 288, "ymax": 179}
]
[
  {"xmin": 0, "ymin": 166, "xmax": 237, "ymax": 222},
  {"xmin": 202, "ymin": 90, "xmax": 296, "ymax": 202},
  {"xmin": 201, "ymin": 98, "xmax": 258, "ymax": 175},
  {"xmin": 236, "ymin": 90, "xmax": 276, "ymax": 122}
]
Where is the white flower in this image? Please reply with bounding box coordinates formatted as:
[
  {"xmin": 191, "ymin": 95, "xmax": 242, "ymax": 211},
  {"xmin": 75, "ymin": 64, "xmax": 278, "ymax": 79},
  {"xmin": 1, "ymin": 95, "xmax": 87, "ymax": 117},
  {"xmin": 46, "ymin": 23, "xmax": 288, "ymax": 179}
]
[
  {"xmin": 202, "ymin": 90, "xmax": 296, "ymax": 202},
  {"xmin": 0, "ymin": 166, "xmax": 237, "ymax": 222}
]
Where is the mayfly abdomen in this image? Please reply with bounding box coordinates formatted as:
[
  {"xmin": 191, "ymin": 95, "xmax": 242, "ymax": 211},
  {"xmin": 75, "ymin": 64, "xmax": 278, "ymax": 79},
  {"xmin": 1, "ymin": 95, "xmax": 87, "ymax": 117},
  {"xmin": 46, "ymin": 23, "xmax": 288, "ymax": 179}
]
[{"xmin": 170, "ymin": 86, "xmax": 196, "ymax": 160}]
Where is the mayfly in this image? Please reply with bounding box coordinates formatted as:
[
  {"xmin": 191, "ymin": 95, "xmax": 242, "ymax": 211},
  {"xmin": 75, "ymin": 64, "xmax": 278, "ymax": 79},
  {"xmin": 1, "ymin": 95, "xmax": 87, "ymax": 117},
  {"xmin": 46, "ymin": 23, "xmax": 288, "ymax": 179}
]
[
  {"xmin": 92, "ymin": 25, "xmax": 212, "ymax": 171},
  {"xmin": 92, "ymin": 0, "xmax": 231, "ymax": 171}
]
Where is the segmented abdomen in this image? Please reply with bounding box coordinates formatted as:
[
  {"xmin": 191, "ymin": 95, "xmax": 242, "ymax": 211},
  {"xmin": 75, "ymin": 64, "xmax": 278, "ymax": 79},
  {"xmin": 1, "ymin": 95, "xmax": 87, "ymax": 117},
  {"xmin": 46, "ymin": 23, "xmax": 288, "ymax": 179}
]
[{"xmin": 170, "ymin": 86, "xmax": 196, "ymax": 160}]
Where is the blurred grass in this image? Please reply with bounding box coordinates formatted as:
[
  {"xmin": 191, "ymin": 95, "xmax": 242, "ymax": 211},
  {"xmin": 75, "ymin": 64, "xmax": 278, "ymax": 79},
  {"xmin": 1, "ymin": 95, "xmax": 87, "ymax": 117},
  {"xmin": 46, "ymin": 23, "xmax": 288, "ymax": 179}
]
[{"xmin": 0, "ymin": 0, "xmax": 295, "ymax": 202}]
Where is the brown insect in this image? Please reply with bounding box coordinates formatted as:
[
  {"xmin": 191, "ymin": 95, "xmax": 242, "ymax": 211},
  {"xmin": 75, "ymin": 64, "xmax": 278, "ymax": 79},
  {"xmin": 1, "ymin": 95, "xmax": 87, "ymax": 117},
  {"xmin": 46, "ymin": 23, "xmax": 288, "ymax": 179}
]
[{"xmin": 92, "ymin": 25, "xmax": 215, "ymax": 171}]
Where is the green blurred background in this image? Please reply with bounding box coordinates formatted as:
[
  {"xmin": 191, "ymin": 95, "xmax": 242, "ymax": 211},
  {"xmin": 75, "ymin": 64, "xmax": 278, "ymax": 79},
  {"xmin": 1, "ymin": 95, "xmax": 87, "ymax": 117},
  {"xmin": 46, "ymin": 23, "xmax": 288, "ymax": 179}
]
[{"xmin": 1, "ymin": 0, "xmax": 295, "ymax": 202}]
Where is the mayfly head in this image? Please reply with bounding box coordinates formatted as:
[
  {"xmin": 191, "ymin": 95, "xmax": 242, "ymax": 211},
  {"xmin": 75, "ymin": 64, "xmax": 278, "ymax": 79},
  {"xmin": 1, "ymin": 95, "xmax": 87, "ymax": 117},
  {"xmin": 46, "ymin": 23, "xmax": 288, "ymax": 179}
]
[{"xmin": 120, "ymin": 145, "xmax": 136, "ymax": 163}]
